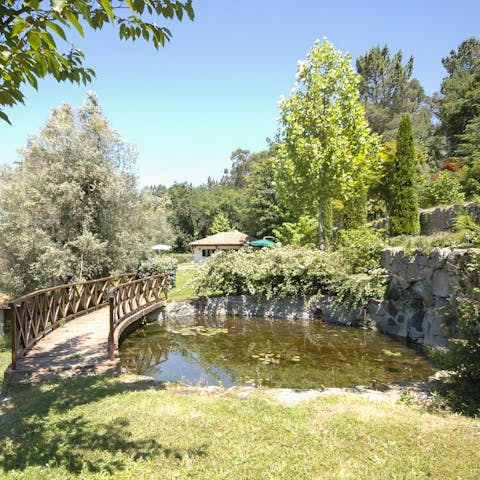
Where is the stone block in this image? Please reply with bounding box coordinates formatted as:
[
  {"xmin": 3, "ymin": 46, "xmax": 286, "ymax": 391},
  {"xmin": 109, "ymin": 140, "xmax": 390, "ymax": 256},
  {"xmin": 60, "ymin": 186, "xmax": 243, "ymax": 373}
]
[
  {"xmin": 432, "ymin": 270, "xmax": 451, "ymax": 298},
  {"xmin": 422, "ymin": 309, "xmax": 448, "ymax": 347},
  {"xmin": 407, "ymin": 326, "xmax": 424, "ymax": 342}
]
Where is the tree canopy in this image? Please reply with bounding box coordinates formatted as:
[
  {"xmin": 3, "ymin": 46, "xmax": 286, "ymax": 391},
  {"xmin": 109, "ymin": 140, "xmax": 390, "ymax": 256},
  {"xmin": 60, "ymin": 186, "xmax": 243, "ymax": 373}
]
[
  {"xmin": 356, "ymin": 45, "xmax": 432, "ymax": 146},
  {"xmin": 275, "ymin": 39, "xmax": 381, "ymax": 249},
  {"xmin": 388, "ymin": 115, "xmax": 420, "ymax": 236},
  {"xmin": 0, "ymin": 93, "xmax": 172, "ymax": 294},
  {"xmin": 0, "ymin": 0, "xmax": 194, "ymax": 123}
]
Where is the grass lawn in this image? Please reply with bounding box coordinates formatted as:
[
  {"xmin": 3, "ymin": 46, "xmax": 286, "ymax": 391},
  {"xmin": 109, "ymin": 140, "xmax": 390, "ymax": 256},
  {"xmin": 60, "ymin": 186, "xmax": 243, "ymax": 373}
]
[
  {"xmin": 169, "ymin": 263, "xmax": 197, "ymax": 302},
  {"xmin": 1, "ymin": 376, "xmax": 479, "ymax": 479},
  {"xmin": 0, "ymin": 336, "xmax": 10, "ymax": 391},
  {"xmin": 1, "ymin": 263, "xmax": 479, "ymax": 479}
]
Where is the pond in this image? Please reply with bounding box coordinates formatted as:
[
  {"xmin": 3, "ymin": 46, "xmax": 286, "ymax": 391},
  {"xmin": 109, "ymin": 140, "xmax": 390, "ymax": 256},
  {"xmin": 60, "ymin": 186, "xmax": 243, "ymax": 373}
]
[{"xmin": 119, "ymin": 316, "xmax": 436, "ymax": 389}]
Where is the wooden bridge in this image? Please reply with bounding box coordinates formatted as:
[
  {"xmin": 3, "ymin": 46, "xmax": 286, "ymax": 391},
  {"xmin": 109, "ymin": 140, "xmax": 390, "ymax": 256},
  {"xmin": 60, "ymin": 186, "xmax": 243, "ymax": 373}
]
[{"xmin": 3, "ymin": 273, "xmax": 169, "ymax": 383}]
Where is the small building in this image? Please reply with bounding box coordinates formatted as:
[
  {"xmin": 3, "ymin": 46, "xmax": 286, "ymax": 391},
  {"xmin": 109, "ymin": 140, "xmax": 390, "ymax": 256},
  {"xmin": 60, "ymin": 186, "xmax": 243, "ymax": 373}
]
[{"xmin": 190, "ymin": 231, "xmax": 256, "ymax": 263}]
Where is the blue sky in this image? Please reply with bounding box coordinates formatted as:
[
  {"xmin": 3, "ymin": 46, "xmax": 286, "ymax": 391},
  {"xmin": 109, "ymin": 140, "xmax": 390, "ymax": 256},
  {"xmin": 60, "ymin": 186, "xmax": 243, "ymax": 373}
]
[{"xmin": 1, "ymin": 0, "xmax": 479, "ymax": 186}]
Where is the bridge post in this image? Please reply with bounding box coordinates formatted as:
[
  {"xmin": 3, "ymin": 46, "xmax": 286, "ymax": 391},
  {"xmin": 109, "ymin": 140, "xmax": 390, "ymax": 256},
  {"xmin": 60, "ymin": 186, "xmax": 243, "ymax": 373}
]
[
  {"xmin": 6, "ymin": 304, "xmax": 15, "ymax": 370},
  {"xmin": 108, "ymin": 292, "xmax": 115, "ymax": 361}
]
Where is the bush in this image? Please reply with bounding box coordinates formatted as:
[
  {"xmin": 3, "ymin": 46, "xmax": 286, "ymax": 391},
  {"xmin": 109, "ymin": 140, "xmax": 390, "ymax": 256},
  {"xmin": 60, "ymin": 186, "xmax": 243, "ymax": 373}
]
[
  {"xmin": 419, "ymin": 170, "xmax": 465, "ymax": 208},
  {"xmin": 137, "ymin": 256, "xmax": 178, "ymax": 289},
  {"xmin": 194, "ymin": 246, "xmax": 388, "ymax": 310},
  {"xmin": 335, "ymin": 226, "xmax": 384, "ymax": 274},
  {"xmin": 428, "ymin": 254, "xmax": 480, "ymax": 415}
]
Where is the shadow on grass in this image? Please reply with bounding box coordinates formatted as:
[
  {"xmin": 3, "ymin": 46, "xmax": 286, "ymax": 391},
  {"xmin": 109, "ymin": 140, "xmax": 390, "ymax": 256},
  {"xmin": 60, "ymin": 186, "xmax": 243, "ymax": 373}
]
[{"xmin": 0, "ymin": 376, "xmax": 207, "ymax": 474}]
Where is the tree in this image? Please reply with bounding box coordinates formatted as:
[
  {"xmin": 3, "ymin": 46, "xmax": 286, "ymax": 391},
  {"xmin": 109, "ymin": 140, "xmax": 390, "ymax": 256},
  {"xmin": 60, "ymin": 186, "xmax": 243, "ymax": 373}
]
[
  {"xmin": 436, "ymin": 38, "xmax": 480, "ymax": 195},
  {"xmin": 388, "ymin": 115, "xmax": 420, "ymax": 236},
  {"xmin": 167, "ymin": 180, "xmax": 246, "ymax": 251},
  {"xmin": 243, "ymin": 153, "xmax": 290, "ymax": 238},
  {"xmin": 0, "ymin": 93, "xmax": 172, "ymax": 294},
  {"xmin": 356, "ymin": 45, "xmax": 433, "ymax": 146},
  {"xmin": 0, "ymin": 0, "xmax": 194, "ymax": 123},
  {"xmin": 275, "ymin": 39, "xmax": 380, "ymax": 249},
  {"xmin": 210, "ymin": 212, "xmax": 231, "ymax": 234}
]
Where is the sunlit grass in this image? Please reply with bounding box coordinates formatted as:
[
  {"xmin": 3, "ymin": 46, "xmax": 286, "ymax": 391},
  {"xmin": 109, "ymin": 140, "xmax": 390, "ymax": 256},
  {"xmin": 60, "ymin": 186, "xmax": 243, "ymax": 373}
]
[
  {"xmin": 0, "ymin": 335, "xmax": 10, "ymax": 390},
  {"xmin": 169, "ymin": 264, "xmax": 197, "ymax": 302},
  {"xmin": 1, "ymin": 377, "xmax": 479, "ymax": 479}
]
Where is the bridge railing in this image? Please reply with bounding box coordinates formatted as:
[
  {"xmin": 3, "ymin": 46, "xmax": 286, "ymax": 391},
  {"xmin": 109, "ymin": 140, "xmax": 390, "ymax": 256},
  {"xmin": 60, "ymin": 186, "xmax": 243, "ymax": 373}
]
[
  {"xmin": 8, "ymin": 273, "xmax": 136, "ymax": 369},
  {"xmin": 108, "ymin": 273, "xmax": 169, "ymax": 359}
]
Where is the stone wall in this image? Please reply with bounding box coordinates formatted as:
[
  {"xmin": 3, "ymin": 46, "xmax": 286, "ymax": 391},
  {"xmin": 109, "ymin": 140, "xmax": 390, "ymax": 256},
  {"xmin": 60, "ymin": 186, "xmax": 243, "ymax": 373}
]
[
  {"xmin": 420, "ymin": 203, "xmax": 480, "ymax": 235},
  {"xmin": 371, "ymin": 202, "xmax": 480, "ymax": 235},
  {"xmin": 160, "ymin": 295, "xmax": 364, "ymax": 326},
  {"xmin": 368, "ymin": 247, "xmax": 479, "ymax": 347}
]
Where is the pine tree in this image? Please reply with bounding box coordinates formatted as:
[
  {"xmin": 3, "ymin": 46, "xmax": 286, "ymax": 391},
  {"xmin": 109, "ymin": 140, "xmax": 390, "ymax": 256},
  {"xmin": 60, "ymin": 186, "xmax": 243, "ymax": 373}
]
[
  {"xmin": 388, "ymin": 115, "xmax": 420, "ymax": 236},
  {"xmin": 210, "ymin": 212, "xmax": 231, "ymax": 235}
]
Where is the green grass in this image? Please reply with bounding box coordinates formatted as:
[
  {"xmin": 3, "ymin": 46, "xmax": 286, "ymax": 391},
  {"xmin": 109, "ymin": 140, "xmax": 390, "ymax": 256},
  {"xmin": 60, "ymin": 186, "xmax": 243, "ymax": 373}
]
[
  {"xmin": 0, "ymin": 335, "xmax": 10, "ymax": 390},
  {"xmin": 386, "ymin": 231, "xmax": 476, "ymax": 254},
  {"xmin": 169, "ymin": 264, "xmax": 197, "ymax": 302},
  {"xmin": 1, "ymin": 377, "xmax": 479, "ymax": 479}
]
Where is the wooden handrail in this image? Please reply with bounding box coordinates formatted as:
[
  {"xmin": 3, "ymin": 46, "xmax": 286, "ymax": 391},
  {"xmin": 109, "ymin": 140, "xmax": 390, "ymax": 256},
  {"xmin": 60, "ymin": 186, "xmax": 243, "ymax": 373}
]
[
  {"xmin": 108, "ymin": 273, "xmax": 169, "ymax": 360},
  {"xmin": 9, "ymin": 273, "xmax": 136, "ymax": 369}
]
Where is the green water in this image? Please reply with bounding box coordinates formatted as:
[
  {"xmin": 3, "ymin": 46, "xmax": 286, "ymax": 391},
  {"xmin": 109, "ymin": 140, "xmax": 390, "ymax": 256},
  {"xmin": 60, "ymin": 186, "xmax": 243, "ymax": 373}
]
[{"xmin": 119, "ymin": 316, "xmax": 436, "ymax": 389}]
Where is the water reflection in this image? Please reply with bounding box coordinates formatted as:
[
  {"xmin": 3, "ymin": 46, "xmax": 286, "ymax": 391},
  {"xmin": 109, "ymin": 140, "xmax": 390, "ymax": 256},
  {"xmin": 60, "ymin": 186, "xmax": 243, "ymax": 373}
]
[{"xmin": 119, "ymin": 316, "xmax": 436, "ymax": 388}]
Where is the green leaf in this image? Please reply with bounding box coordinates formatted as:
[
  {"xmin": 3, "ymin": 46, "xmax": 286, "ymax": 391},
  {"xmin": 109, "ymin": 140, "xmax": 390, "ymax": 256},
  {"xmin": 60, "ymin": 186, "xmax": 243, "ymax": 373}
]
[
  {"xmin": 99, "ymin": 0, "xmax": 114, "ymax": 21},
  {"xmin": 24, "ymin": 70, "xmax": 38, "ymax": 89},
  {"xmin": 46, "ymin": 21, "xmax": 67, "ymax": 41},
  {"xmin": 51, "ymin": 0, "xmax": 67, "ymax": 13},
  {"xmin": 65, "ymin": 11, "xmax": 84, "ymax": 36},
  {"xmin": 11, "ymin": 19, "xmax": 30, "ymax": 38},
  {"xmin": 0, "ymin": 110, "xmax": 12, "ymax": 125},
  {"xmin": 27, "ymin": 31, "xmax": 41, "ymax": 50}
]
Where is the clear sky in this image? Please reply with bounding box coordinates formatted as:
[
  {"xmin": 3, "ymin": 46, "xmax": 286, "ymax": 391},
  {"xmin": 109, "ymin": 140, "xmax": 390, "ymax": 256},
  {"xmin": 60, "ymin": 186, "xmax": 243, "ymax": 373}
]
[{"xmin": 1, "ymin": 0, "xmax": 479, "ymax": 187}]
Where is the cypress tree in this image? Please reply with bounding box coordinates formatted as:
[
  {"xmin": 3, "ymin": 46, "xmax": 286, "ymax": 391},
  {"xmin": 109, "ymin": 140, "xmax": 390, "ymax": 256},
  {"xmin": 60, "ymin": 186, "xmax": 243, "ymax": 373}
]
[{"xmin": 388, "ymin": 115, "xmax": 420, "ymax": 236}]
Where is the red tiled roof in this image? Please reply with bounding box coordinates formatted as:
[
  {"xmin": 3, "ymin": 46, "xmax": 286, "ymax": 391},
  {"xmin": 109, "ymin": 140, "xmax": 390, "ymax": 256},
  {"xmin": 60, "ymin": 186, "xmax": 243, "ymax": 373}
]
[{"xmin": 190, "ymin": 231, "xmax": 256, "ymax": 247}]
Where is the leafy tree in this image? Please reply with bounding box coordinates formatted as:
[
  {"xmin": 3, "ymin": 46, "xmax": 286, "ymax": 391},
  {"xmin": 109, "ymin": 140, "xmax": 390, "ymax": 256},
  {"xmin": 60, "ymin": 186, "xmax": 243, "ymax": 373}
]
[
  {"xmin": 221, "ymin": 148, "xmax": 261, "ymax": 189},
  {"xmin": 275, "ymin": 39, "xmax": 380, "ymax": 249},
  {"xmin": 272, "ymin": 216, "xmax": 318, "ymax": 246},
  {"xmin": 167, "ymin": 180, "xmax": 246, "ymax": 251},
  {"xmin": 0, "ymin": 0, "xmax": 194, "ymax": 123},
  {"xmin": 343, "ymin": 188, "xmax": 367, "ymax": 230},
  {"xmin": 243, "ymin": 153, "xmax": 290, "ymax": 238},
  {"xmin": 419, "ymin": 170, "xmax": 465, "ymax": 208},
  {"xmin": 210, "ymin": 212, "xmax": 231, "ymax": 234},
  {"xmin": 388, "ymin": 115, "xmax": 420, "ymax": 236},
  {"xmin": 437, "ymin": 38, "xmax": 480, "ymax": 157},
  {"xmin": 0, "ymin": 93, "xmax": 172, "ymax": 294},
  {"xmin": 356, "ymin": 45, "xmax": 433, "ymax": 146},
  {"xmin": 435, "ymin": 38, "xmax": 480, "ymax": 197}
]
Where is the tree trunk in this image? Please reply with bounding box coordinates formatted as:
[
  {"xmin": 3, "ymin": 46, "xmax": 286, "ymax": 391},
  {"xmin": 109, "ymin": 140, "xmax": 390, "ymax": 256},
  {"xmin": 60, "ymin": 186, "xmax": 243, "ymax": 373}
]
[{"xmin": 317, "ymin": 198, "xmax": 325, "ymax": 250}]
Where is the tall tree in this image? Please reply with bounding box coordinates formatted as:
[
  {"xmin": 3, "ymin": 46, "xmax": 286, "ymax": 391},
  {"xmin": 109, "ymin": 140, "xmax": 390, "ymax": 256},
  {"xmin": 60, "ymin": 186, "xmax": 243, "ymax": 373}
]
[
  {"xmin": 244, "ymin": 154, "xmax": 290, "ymax": 238},
  {"xmin": 356, "ymin": 45, "xmax": 432, "ymax": 146},
  {"xmin": 275, "ymin": 39, "xmax": 380, "ymax": 249},
  {"xmin": 210, "ymin": 212, "xmax": 231, "ymax": 234},
  {"xmin": 437, "ymin": 38, "xmax": 480, "ymax": 158},
  {"xmin": 0, "ymin": 93, "xmax": 172, "ymax": 294},
  {"xmin": 0, "ymin": 0, "xmax": 194, "ymax": 123},
  {"xmin": 388, "ymin": 115, "xmax": 420, "ymax": 236}
]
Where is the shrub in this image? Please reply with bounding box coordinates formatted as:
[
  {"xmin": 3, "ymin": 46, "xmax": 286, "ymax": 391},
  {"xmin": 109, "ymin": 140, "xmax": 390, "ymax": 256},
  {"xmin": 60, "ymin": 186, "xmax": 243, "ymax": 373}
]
[
  {"xmin": 335, "ymin": 226, "xmax": 384, "ymax": 274},
  {"xmin": 419, "ymin": 170, "xmax": 465, "ymax": 208},
  {"xmin": 137, "ymin": 256, "xmax": 178, "ymax": 289},
  {"xmin": 194, "ymin": 246, "xmax": 388, "ymax": 310},
  {"xmin": 428, "ymin": 254, "xmax": 480, "ymax": 415}
]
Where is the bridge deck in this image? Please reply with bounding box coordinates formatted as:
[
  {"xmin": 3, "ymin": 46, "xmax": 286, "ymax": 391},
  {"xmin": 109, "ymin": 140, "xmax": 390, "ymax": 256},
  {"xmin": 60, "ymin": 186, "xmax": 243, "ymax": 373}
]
[{"xmin": 9, "ymin": 307, "xmax": 119, "ymax": 383}]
